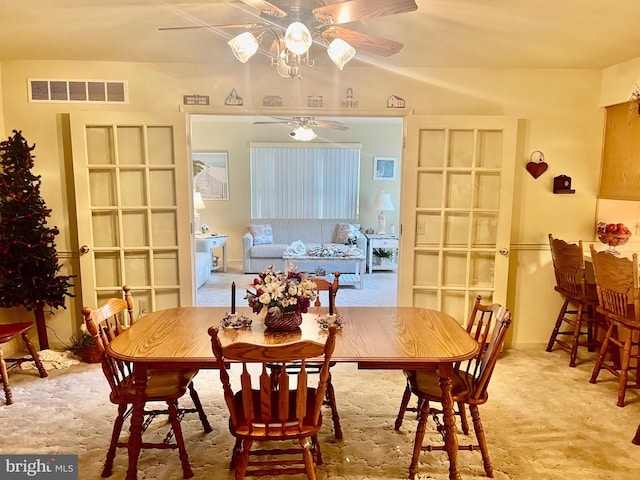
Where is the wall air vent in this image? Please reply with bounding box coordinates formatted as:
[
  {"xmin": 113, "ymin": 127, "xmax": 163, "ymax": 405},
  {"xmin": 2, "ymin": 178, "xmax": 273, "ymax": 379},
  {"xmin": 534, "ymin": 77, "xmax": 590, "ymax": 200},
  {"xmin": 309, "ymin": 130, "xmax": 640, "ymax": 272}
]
[{"xmin": 28, "ymin": 79, "xmax": 128, "ymax": 103}]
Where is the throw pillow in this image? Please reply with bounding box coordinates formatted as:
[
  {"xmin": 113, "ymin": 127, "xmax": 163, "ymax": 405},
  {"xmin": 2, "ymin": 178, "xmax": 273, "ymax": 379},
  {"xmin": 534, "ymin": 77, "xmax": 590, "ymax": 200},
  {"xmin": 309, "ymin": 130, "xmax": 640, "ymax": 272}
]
[
  {"xmin": 249, "ymin": 224, "xmax": 273, "ymax": 245},
  {"xmin": 335, "ymin": 223, "xmax": 360, "ymax": 245}
]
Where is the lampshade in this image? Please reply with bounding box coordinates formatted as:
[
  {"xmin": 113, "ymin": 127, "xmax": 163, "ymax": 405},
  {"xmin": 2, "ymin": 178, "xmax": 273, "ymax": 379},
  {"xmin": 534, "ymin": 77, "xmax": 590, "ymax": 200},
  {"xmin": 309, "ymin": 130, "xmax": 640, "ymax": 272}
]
[
  {"xmin": 327, "ymin": 38, "xmax": 356, "ymax": 70},
  {"xmin": 290, "ymin": 125, "xmax": 317, "ymax": 141},
  {"xmin": 228, "ymin": 32, "xmax": 259, "ymax": 63},
  {"xmin": 284, "ymin": 22, "xmax": 312, "ymax": 55},
  {"xmin": 193, "ymin": 191, "xmax": 206, "ymax": 210},
  {"xmin": 372, "ymin": 193, "xmax": 394, "ymax": 211}
]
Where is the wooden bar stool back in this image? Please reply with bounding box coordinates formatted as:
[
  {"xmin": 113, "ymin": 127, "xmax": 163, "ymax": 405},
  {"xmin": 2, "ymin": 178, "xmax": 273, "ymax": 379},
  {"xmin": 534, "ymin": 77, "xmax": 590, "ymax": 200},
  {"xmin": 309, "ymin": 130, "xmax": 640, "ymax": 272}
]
[
  {"xmin": 546, "ymin": 234, "xmax": 601, "ymax": 366},
  {"xmin": 588, "ymin": 245, "xmax": 640, "ymax": 407},
  {"xmin": 0, "ymin": 321, "xmax": 48, "ymax": 405}
]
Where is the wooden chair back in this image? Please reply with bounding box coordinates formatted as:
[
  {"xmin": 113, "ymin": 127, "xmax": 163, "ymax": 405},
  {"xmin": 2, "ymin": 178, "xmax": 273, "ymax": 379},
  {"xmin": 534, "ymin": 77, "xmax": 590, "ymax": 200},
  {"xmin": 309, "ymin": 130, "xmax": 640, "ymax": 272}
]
[
  {"xmin": 549, "ymin": 234, "xmax": 590, "ymax": 298},
  {"xmin": 209, "ymin": 325, "xmax": 337, "ymax": 436},
  {"xmin": 589, "ymin": 245, "xmax": 640, "ymax": 324},
  {"xmin": 458, "ymin": 295, "xmax": 499, "ymax": 376},
  {"xmin": 310, "ymin": 272, "xmax": 340, "ymax": 309},
  {"xmin": 82, "ymin": 285, "xmax": 135, "ymax": 395}
]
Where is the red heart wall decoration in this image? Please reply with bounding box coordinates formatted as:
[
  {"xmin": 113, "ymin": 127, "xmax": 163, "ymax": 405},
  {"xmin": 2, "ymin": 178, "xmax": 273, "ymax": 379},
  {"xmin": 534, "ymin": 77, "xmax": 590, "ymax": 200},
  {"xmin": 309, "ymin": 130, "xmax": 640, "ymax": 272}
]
[
  {"xmin": 526, "ymin": 151, "xmax": 548, "ymax": 179},
  {"xmin": 526, "ymin": 160, "xmax": 548, "ymax": 179}
]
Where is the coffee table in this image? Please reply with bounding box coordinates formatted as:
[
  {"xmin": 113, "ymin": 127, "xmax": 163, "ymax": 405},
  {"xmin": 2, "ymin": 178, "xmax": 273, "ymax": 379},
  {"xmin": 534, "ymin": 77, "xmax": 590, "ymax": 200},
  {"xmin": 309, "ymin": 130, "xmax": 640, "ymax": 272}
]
[{"xmin": 283, "ymin": 252, "xmax": 365, "ymax": 289}]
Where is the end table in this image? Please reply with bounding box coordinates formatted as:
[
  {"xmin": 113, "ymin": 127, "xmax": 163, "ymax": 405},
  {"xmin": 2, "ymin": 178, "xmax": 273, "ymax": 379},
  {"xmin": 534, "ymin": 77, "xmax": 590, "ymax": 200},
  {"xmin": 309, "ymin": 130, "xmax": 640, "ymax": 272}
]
[{"xmin": 365, "ymin": 233, "xmax": 398, "ymax": 273}]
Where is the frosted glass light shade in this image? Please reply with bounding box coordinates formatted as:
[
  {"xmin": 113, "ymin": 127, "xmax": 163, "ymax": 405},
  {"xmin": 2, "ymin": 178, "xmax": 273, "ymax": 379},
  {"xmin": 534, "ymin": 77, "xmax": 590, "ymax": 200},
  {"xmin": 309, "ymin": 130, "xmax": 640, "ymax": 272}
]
[
  {"xmin": 193, "ymin": 191, "xmax": 206, "ymax": 210},
  {"xmin": 327, "ymin": 38, "xmax": 356, "ymax": 70},
  {"xmin": 290, "ymin": 126, "xmax": 317, "ymax": 141},
  {"xmin": 228, "ymin": 32, "xmax": 259, "ymax": 63},
  {"xmin": 284, "ymin": 22, "xmax": 312, "ymax": 55}
]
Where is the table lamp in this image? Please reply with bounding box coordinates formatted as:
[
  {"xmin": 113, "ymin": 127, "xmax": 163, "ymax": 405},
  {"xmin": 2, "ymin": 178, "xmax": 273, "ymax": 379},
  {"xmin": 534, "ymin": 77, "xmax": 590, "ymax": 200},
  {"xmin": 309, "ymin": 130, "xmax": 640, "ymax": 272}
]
[
  {"xmin": 373, "ymin": 193, "xmax": 394, "ymax": 234},
  {"xmin": 193, "ymin": 191, "xmax": 206, "ymax": 233}
]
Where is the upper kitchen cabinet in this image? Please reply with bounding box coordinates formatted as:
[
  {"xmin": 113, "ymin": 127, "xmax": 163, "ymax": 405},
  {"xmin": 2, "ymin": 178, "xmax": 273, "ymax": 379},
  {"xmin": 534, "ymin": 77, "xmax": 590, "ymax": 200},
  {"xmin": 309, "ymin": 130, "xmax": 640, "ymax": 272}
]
[{"xmin": 599, "ymin": 101, "xmax": 640, "ymax": 200}]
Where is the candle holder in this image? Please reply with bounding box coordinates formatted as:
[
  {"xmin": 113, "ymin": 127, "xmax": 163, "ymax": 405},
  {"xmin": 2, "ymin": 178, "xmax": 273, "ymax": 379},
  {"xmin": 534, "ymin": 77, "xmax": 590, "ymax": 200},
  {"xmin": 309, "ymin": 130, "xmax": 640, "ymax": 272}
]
[
  {"xmin": 220, "ymin": 312, "xmax": 252, "ymax": 329},
  {"xmin": 316, "ymin": 313, "xmax": 344, "ymax": 330}
]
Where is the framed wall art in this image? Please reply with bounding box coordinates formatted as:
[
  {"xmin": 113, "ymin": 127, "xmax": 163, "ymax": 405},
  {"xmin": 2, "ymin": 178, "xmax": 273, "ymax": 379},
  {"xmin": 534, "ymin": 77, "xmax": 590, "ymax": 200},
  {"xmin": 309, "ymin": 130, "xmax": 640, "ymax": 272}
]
[
  {"xmin": 193, "ymin": 151, "xmax": 229, "ymax": 200},
  {"xmin": 373, "ymin": 156, "xmax": 397, "ymax": 181}
]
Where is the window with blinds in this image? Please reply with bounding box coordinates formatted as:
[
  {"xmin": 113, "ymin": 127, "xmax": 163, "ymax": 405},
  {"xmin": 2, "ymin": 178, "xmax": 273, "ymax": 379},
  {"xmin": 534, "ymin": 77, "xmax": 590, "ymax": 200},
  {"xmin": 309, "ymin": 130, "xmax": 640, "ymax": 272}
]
[{"xmin": 250, "ymin": 143, "xmax": 361, "ymax": 219}]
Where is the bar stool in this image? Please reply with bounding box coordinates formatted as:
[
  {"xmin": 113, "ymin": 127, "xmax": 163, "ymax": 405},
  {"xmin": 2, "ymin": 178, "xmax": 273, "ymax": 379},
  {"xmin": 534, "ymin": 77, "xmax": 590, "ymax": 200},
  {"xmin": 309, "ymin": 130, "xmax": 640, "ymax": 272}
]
[{"xmin": 546, "ymin": 234, "xmax": 602, "ymax": 367}]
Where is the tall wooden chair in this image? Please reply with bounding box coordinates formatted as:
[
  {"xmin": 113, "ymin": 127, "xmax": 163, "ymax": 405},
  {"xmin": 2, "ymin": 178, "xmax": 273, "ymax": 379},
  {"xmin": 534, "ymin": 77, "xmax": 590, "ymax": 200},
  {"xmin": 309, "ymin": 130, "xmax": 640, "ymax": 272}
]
[
  {"xmin": 0, "ymin": 322, "xmax": 48, "ymax": 405},
  {"xmin": 395, "ymin": 295, "xmax": 496, "ymax": 434},
  {"xmin": 83, "ymin": 285, "xmax": 211, "ymax": 478},
  {"xmin": 209, "ymin": 324, "xmax": 337, "ymax": 480},
  {"xmin": 588, "ymin": 245, "xmax": 640, "ymax": 407},
  {"xmin": 546, "ymin": 234, "xmax": 602, "ymax": 366},
  {"xmin": 401, "ymin": 303, "xmax": 512, "ymax": 478}
]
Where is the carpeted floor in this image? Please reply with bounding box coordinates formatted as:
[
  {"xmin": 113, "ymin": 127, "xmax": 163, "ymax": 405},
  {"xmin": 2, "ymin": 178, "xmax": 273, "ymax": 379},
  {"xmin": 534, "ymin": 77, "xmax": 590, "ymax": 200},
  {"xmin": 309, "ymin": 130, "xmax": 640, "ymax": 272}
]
[{"xmin": 2, "ymin": 264, "xmax": 639, "ymax": 479}]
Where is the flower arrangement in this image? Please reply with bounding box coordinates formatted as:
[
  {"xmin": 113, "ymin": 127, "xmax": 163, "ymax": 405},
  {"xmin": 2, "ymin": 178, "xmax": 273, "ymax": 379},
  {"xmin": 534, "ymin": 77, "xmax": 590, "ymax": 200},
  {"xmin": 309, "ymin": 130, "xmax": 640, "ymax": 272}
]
[{"xmin": 245, "ymin": 265, "xmax": 317, "ymax": 318}]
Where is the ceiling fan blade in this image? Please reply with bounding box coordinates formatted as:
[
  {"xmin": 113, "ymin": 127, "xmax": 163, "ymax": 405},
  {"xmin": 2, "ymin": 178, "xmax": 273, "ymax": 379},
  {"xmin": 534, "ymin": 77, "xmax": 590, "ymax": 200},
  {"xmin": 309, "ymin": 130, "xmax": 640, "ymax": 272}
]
[
  {"xmin": 158, "ymin": 23, "xmax": 264, "ymax": 31},
  {"xmin": 322, "ymin": 26, "xmax": 404, "ymax": 57},
  {"xmin": 237, "ymin": 0, "xmax": 288, "ymax": 19},
  {"xmin": 313, "ymin": 0, "xmax": 417, "ymax": 25},
  {"xmin": 314, "ymin": 120, "xmax": 349, "ymax": 130}
]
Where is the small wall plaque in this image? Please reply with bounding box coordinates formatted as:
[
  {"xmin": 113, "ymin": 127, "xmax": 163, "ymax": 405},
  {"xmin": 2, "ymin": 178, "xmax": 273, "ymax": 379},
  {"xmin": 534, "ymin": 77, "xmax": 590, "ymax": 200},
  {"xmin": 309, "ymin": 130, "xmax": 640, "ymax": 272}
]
[
  {"xmin": 183, "ymin": 94, "xmax": 210, "ymax": 106},
  {"xmin": 553, "ymin": 175, "xmax": 575, "ymax": 194}
]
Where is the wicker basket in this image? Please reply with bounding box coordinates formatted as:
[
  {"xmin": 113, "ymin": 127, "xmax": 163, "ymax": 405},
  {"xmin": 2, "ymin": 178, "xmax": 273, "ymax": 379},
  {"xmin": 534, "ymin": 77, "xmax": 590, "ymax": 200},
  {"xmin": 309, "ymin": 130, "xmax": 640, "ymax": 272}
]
[
  {"xmin": 264, "ymin": 312, "xmax": 303, "ymax": 331},
  {"xmin": 82, "ymin": 344, "xmax": 103, "ymax": 364}
]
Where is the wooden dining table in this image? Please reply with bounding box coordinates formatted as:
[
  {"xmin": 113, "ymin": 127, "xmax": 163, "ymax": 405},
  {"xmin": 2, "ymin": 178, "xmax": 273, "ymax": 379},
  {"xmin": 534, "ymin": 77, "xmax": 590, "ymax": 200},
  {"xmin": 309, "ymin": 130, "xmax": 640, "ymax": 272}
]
[{"xmin": 107, "ymin": 306, "xmax": 479, "ymax": 480}]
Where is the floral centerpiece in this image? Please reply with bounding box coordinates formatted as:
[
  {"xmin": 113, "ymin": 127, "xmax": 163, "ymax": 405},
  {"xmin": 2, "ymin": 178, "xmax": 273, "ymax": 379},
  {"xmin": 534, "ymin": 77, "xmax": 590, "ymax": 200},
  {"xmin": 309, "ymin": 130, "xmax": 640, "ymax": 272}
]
[{"xmin": 245, "ymin": 265, "xmax": 317, "ymax": 331}]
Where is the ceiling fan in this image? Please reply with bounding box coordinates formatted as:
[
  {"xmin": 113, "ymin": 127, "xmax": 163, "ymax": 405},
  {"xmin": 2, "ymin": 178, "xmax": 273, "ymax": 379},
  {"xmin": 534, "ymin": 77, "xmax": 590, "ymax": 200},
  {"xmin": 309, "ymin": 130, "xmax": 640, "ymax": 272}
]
[
  {"xmin": 159, "ymin": 0, "xmax": 418, "ymax": 77},
  {"xmin": 254, "ymin": 116, "xmax": 349, "ymax": 141}
]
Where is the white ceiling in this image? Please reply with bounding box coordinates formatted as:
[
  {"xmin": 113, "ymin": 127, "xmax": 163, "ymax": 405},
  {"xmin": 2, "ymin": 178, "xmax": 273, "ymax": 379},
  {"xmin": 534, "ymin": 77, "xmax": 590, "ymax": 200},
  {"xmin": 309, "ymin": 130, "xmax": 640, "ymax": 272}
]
[{"xmin": 1, "ymin": 0, "xmax": 639, "ymax": 70}]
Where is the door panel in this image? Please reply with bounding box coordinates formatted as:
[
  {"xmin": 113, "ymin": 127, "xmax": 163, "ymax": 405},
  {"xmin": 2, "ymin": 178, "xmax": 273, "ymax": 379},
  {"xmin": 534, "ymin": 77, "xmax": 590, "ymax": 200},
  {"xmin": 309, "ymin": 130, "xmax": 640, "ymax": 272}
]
[
  {"xmin": 70, "ymin": 112, "xmax": 192, "ymax": 317},
  {"xmin": 399, "ymin": 116, "xmax": 517, "ymax": 323}
]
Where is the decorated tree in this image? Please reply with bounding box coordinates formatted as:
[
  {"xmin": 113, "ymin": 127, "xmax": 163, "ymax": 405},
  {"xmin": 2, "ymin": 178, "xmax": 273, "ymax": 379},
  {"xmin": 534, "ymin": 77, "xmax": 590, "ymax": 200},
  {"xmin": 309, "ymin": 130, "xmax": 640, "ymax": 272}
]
[{"xmin": 0, "ymin": 130, "xmax": 74, "ymax": 349}]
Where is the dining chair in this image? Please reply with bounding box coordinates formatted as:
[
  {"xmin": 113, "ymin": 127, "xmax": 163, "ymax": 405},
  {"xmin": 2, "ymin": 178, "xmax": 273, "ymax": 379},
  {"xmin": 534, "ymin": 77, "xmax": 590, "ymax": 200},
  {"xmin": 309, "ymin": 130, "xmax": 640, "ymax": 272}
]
[
  {"xmin": 83, "ymin": 285, "xmax": 212, "ymax": 478},
  {"xmin": 394, "ymin": 295, "xmax": 496, "ymax": 434},
  {"xmin": 588, "ymin": 245, "xmax": 640, "ymax": 407},
  {"xmin": 633, "ymin": 422, "xmax": 640, "ymax": 445},
  {"xmin": 209, "ymin": 324, "xmax": 338, "ymax": 480},
  {"xmin": 270, "ymin": 272, "xmax": 343, "ymax": 440},
  {"xmin": 0, "ymin": 321, "xmax": 48, "ymax": 405},
  {"xmin": 398, "ymin": 301, "xmax": 512, "ymax": 478},
  {"xmin": 546, "ymin": 234, "xmax": 602, "ymax": 367}
]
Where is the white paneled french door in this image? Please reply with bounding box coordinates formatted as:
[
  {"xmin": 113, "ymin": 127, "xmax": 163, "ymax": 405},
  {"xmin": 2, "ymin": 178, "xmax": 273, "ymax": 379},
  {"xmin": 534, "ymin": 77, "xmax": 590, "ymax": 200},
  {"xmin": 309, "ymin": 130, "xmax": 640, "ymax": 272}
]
[
  {"xmin": 70, "ymin": 112, "xmax": 193, "ymax": 315},
  {"xmin": 399, "ymin": 115, "xmax": 517, "ymax": 323}
]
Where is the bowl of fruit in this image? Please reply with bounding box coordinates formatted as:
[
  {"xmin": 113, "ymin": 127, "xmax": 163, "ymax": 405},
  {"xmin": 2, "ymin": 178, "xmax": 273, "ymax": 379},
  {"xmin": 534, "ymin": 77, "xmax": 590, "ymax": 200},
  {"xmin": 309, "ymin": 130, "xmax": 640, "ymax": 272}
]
[{"xmin": 597, "ymin": 222, "xmax": 632, "ymax": 250}]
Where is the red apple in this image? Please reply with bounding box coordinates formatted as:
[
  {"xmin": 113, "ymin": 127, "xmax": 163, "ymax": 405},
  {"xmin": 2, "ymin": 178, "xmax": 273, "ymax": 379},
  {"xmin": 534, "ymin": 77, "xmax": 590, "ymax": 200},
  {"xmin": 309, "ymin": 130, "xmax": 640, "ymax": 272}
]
[{"xmin": 606, "ymin": 223, "xmax": 617, "ymax": 233}]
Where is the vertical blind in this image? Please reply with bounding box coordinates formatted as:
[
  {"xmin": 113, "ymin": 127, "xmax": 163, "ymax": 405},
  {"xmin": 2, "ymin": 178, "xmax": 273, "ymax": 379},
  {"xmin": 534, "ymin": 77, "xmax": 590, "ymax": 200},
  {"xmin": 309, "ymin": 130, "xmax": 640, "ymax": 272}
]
[{"xmin": 250, "ymin": 143, "xmax": 361, "ymax": 219}]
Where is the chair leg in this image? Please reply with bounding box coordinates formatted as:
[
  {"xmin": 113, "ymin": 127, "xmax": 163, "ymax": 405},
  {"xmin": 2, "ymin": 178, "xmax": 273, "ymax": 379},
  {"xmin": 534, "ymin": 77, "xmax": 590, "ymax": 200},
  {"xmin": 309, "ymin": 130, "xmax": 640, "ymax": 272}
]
[
  {"xmin": 568, "ymin": 303, "xmax": 584, "ymax": 367},
  {"xmin": 300, "ymin": 436, "xmax": 318, "ymax": 480},
  {"xmin": 312, "ymin": 434, "xmax": 322, "ymax": 465},
  {"xmin": 0, "ymin": 348, "xmax": 13, "ymax": 405},
  {"xmin": 229, "ymin": 438, "xmax": 242, "ymax": 471},
  {"xmin": 103, "ymin": 404, "xmax": 127, "ymax": 478},
  {"xmin": 187, "ymin": 383, "xmax": 212, "ymax": 433},
  {"xmin": 616, "ymin": 331, "xmax": 633, "ymax": 407},
  {"xmin": 408, "ymin": 400, "xmax": 430, "ymax": 480},
  {"xmin": 546, "ymin": 299, "xmax": 570, "ymax": 352},
  {"xmin": 633, "ymin": 422, "xmax": 640, "ymax": 445},
  {"xmin": 590, "ymin": 322, "xmax": 615, "ymax": 384},
  {"xmin": 167, "ymin": 401, "xmax": 194, "ymax": 479},
  {"xmin": 458, "ymin": 401, "xmax": 469, "ymax": 436},
  {"xmin": 325, "ymin": 375, "xmax": 343, "ymax": 439},
  {"xmin": 395, "ymin": 383, "xmax": 413, "ymax": 430},
  {"xmin": 470, "ymin": 404, "xmax": 494, "ymax": 478},
  {"xmin": 235, "ymin": 439, "xmax": 252, "ymax": 480},
  {"xmin": 21, "ymin": 331, "xmax": 48, "ymax": 378}
]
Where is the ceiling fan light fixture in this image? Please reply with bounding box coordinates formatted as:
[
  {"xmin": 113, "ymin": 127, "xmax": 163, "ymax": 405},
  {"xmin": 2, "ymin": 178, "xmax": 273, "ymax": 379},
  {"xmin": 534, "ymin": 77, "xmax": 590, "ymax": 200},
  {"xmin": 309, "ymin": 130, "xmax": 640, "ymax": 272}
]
[
  {"xmin": 228, "ymin": 32, "xmax": 260, "ymax": 63},
  {"xmin": 284, "ymin": 22, "xmax": 312, "ymax": 55},
  {"xmin": 290, "ymin": 125, "xmax": 317, "ymax": 141},
  {"xmin": 327, "ymin": 38, "xmax": 356, "ymax": 70}
]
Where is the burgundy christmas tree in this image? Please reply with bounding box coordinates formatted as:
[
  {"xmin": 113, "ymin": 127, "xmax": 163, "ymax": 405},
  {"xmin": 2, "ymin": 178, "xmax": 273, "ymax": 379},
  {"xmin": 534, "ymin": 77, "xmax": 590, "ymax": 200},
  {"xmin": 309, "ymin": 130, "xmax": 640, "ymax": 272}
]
[{"xmin": 0, "ymin": 130, "xmax": 74, "ymax": 349}]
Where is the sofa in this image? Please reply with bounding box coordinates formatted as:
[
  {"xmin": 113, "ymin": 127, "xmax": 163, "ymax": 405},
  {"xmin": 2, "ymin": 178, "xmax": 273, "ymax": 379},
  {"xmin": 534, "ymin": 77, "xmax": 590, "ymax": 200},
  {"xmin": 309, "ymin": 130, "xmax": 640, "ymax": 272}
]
[{"xmin": 242, "ymin": 218, "xmax": 367, "ymax": 274}]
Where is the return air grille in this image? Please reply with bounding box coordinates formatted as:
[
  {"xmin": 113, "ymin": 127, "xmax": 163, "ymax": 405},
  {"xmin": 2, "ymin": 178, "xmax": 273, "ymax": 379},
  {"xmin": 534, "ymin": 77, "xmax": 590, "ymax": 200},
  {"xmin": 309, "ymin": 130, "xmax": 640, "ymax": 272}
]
[{"xmin": 28, "ymin": 79, "xmax": 128, "ymax": 103}]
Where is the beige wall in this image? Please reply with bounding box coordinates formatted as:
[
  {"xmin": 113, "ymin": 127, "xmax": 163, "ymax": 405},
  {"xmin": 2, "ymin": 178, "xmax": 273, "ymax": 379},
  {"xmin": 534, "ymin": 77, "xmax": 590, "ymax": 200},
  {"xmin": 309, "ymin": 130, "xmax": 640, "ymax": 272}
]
[{"xmin": 2, "ymin": 57, "xmax": 636, "ymax": 351}]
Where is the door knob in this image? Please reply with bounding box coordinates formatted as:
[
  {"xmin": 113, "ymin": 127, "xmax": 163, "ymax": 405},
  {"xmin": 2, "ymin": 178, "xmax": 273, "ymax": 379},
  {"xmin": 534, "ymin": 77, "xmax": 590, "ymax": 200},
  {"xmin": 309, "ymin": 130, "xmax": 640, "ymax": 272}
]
[
  {"xmin": 79, "ymin": 245, "xmax": 90, "ymax": 255},
  {"xmin": 499, "ymin": 248, "xmax": 509, "ymax": 255}
]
